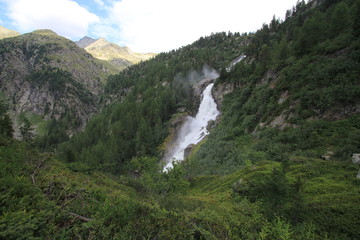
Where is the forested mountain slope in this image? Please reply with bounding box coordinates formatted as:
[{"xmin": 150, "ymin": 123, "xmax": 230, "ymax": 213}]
[
  {"xmin": 60, "ymin": 31, "xmax": 248, "ymax": 172},
  {"xmin": 0, "ymin": 29, "xmax": 118, "ymax": 147},
  {"xmin": 187, "ymin": 0, "xmax": 360, "ymax": 175},
  {"xmin": 1, "ymin": 0, "xmax": 360, "ymax": 239}
]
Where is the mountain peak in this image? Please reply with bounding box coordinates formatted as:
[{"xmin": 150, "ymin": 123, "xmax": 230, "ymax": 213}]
[
  {"xmin": 76, "ymin": 36, "xmax": 157, "ymax": 67},
  {"xmin": 75, "ymin": 36, "xmax": 98, "ymax": 48},
  {"xmin": 31, "ymin": 29, "xmax": 59, "ymax": 37}
]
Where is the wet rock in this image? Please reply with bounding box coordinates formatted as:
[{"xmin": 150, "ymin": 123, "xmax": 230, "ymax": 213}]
[
  {"xmin": 184, "ymin": 144, "xmax": 195, "ymax": 158},
  {"xmin": 192, "ymin": 78, "xmax": 214, "ymax": 112},
  {"xmin": 207, "ymin": 119, "xmax": 215, "ymax": 131}
]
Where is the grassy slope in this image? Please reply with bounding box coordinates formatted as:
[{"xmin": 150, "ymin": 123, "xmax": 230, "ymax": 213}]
[{"xmin": 0, "ymin": 26, "xmax": 20, "ymax": 39}]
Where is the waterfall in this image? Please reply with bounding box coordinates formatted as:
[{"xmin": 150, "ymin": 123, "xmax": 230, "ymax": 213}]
[{"xmin": 164, "ymin": 83, "xmax": 219, "ymax": 171}]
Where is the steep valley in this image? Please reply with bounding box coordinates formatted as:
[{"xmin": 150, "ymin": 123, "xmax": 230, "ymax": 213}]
[{"xmin": 1, "ymin": 0, "xmax": 360, "ymax": 239}]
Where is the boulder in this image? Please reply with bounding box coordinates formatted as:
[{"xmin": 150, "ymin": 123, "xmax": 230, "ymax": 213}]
[
  {"xmin": 321, "ymin": 151, "xmax": 334, "ymax": 160},
  {"xmin": 352, "ymin": 154, "xmax": 360, "ymax": 164}
]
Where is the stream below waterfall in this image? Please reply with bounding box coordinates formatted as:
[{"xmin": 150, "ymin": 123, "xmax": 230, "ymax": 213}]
[{"xmin": 163, "ymin": 82, "xmax": 219, "ymax": 171}]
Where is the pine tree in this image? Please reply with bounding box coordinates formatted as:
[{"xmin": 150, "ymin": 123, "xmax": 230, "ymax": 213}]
[
  {"xmin": 259, "ymin": 44, "xmax": 272, "ymax": 70},
  {"xmin": 296, "ymin": 11, "xmax": 327, "ymax": 54},
  {"xmin": 20, "ymin": 117, "xmax": 35, "ymax": 143},
  {"xmin": 0, "ymin": 100, "xmax": 14, "ymax": 138},
  {"xmin": 2, "ymin": 114, "xmax": 14, "ymax": 138}
]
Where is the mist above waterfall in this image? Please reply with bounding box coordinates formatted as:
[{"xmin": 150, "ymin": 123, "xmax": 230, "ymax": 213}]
[
  {"xmin": 173, "ymin": 65, "xmax": 219, "ymax": 86},
  {"xmin": 202, "ymin": 65, "xmax": 219, "ymax": 80}
]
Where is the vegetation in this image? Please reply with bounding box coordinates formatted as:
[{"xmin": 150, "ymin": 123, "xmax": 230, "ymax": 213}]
[
  {"xmin": 0, "ymin": 100, "xmax": 13, "ymax": 139},
  {"xmin": 0, "ymin": 28, "xmax": 119, "ymax": 150},
  {"xmin": 187, "ymin": 0, "xmax": 360, "ymax": 174},
  {"xmin": 1, "ymin": 0, "xmax": 360, "ymax": 239},
  {"xmin": 59, "ymin": 32, "xmax": 248, "ymax": 173},
  {"xmin": 1, "ymin": 132, "xmax": 358, "ymax": 239}
]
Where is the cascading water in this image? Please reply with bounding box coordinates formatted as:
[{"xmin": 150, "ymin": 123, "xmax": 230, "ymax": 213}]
[{"xmin": 163, "ymin": 82, "xmax": 219, "ymax": 171}]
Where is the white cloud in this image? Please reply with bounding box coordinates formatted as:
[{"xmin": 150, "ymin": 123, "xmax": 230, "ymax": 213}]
[
  {"xmin": 5, "ymin": 0, "xmax": 99, "ymax": 39},
  {"xmin": 96, "ymin": 0, "xmax": 295, "ymax": 53},
  {"xmin": 2, "ymin": 0, "xmax": 297, "ymax": 52}
]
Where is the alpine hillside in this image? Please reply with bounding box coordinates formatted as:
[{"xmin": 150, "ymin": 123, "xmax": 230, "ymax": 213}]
[
  {"xmin": 0, "ymin": 29, "xmax": 118, "ymax": 146},
  {"xmin": 0, "ymin": 26, "xmax": 20, "ymax": 39},
  {"xmin": 1, "ymin": 0, "xmax": 360, "ymax": 239},
  {"xmin": 76, "ymin": 36, "xmax": 156, "ymax": 70}
]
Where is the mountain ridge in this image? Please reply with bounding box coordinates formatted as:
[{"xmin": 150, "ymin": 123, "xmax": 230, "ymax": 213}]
[
  {"xmin": 0, "ymin": 29, "xmax": 118, "ymax": 143},
  {"xmin": 75, "ymin": 36, "xmax": 97, "ymax": 48},
  {"xmin": 0, "ymin": 25, "xmax": 20, "ymax": 39},
  {"xmin": 76, "ymin": 36, "xmax": 156, "ymax": 69}
]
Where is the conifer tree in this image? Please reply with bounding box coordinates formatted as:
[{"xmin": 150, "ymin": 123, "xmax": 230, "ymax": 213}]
[
  {"xmin": 20, "ymin": 117, "xmax": 35, "ymax": 143},
  {"xmin": 0, "ymin": 100, "xmax": 14, "ymax": 138},
  {"xmin": 2, "ymin": 114, "xmax": 14, "ymax": 138}
]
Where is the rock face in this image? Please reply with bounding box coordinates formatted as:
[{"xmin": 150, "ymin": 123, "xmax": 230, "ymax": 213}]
[
  {"xmin": 213, "ymin": 82, "xmax": 240, "ymax": 108},
  {"xmin": 0, "ymin": 29, "xmax": 117, "ymax": 132}
]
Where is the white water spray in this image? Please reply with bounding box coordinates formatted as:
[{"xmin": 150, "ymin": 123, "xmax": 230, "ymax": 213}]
[
  {"xmin": 226, "ymin": 54, "xmax": 246, "ymax": 72},
  {"xmin": 164, "ymin": 83, "xmax": 219, "ymax": 171}
]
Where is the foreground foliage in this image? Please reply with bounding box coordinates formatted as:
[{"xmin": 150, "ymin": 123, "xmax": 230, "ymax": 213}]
[{"xmin": 1, "ymin": 138, "xmax": 359, "ymax": 239}]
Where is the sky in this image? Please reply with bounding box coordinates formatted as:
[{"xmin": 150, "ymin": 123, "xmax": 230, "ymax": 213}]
[{"xmin": 0, "ymin": 0, "xmax": 297, "ymax": 53}]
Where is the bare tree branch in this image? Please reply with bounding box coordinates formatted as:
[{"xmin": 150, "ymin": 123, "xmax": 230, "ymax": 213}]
[
  {"xmin": 31, "ymin": 155, "xmax": 50, "ymax": 184},
  {"xmin": 69, "ymin": 212, "xmax": 92, "ymax": 222}
]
